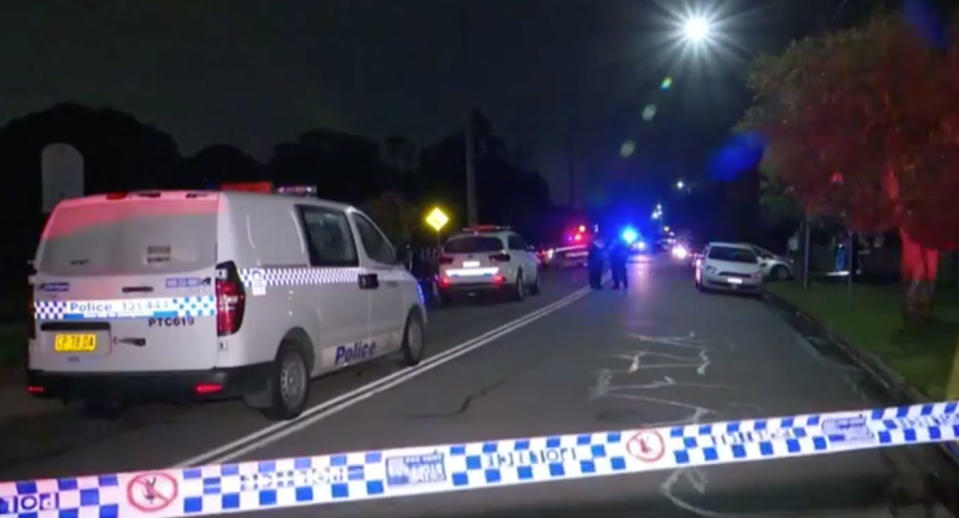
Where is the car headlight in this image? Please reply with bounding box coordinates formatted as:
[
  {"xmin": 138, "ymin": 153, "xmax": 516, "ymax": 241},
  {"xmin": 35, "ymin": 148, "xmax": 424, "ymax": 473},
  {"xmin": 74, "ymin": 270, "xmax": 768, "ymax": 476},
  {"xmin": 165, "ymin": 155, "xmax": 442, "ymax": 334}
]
[{"xmin": 705, "ymin": 265, "xmax": 717, "ymax": 274}]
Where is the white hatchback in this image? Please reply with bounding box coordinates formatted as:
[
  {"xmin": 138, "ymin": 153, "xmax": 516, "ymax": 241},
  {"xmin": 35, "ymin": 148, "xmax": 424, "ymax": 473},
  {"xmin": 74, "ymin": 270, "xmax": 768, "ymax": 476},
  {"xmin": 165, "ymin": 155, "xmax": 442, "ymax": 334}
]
[
  {"xmin": 28, "ymin": 188, "xmax": 426, "ymax": 419},
  {"xmin": 436, "ymin": 226, "xmax": 541, "ymax": 302},
  {"xmin": 695, "ymin": 242, "xmax": 764, "ymax": 294}
]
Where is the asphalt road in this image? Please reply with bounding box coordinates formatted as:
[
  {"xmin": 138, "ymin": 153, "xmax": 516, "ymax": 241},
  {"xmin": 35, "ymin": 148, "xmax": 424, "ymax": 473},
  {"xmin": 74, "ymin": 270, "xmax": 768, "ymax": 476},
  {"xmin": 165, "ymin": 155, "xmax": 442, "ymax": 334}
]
[{"xmin": 2, "ymin": 256, "xmax": 958, "ymax": 517}]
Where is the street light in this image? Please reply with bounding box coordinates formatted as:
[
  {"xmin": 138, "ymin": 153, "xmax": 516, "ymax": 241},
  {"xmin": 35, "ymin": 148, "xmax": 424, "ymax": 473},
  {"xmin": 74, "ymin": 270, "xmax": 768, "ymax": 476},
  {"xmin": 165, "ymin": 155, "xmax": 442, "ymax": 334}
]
[
  {"xmin": 676, "ymin": 179, "xmax": 685, "ymax": 190},
  {"xmin": 683, "ymin": 16, "xmax": 711, "ymax": 43}
]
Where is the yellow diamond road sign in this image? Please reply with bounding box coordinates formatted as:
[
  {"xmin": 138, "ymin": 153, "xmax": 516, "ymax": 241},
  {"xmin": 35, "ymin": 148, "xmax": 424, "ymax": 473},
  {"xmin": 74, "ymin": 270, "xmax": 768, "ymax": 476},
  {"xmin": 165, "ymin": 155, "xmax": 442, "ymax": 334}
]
[{"xmin": 425, "ymin": 207, "xmax": 449, "ymax": 232}]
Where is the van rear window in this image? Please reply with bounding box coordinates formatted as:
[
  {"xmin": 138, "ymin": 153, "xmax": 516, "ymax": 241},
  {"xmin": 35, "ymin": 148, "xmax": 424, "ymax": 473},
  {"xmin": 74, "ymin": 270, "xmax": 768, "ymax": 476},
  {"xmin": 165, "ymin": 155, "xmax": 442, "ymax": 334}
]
[
  {"xmin": 444, "ymin": 236, "xmax": 504, "ymax": 253},
  {"xmin": 38, "ymin": 198, "xmax": 218, "ymax": 276}
]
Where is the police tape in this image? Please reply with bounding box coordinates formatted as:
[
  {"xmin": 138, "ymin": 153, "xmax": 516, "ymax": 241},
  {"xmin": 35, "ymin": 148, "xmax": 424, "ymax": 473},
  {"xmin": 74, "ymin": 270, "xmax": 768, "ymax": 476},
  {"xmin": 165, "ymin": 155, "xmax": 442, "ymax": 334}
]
[{"xmin": 2, "ymin": 400, "xmax": 957, "ymax": 517}]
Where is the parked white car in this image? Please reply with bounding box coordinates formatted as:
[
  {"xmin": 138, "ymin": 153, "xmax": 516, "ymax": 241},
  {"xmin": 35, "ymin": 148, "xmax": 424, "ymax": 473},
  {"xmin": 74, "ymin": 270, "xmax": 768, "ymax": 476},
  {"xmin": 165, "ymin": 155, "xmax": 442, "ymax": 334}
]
[
  {"xmin": 742, "ymin": 243, "xmax": 794, "ymax": 281},
  {"xmin": 28, "ymin": 188, "xmax": 426, "ymax": 419},
  {"xmin": 437, "ymin": 226, "xmax": 541, "ymax": 302},
  {"xmin": 695, "ymin": 242, "xmax": 764, "ymax": 294}
]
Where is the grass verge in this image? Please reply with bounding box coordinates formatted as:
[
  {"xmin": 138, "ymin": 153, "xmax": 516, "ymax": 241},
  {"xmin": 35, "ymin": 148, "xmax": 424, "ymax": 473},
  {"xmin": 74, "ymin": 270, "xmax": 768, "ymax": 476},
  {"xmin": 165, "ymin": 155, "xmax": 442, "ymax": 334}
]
[{"xmin": 767, "ymin": 281, "xmax": 959, "ymax": 400}]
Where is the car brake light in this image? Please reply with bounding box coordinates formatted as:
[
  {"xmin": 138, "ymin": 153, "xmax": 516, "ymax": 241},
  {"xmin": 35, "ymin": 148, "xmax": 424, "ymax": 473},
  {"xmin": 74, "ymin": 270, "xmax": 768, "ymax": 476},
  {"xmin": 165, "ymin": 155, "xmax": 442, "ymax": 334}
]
[
  {"xmin": 438, "ymin": 256, "xmax": 454, "ymax": 265},
  {"xmin": 489, "ymin": 253, "xmax": 511, "ymax": 262},
  {"xmin": 493, "ymin": 274, "xmax": 506, "ymax": 285},
  {"xmin": 26, "ymin": 385, "xmax": 44, "ymax": 395},
  {"xmin": 194, "ymin": 382, "xmax": 223, "ymax": 395},
  {"xmin": 216, "ymin": 261, "xmax": 246, "ymax": 336},
  {"xmin": 105, "ymin": 192, "xmax": 128, "ymax": 200},
  {"xmin": 439, "ymin": 276, "xmax": 452, "ymax": 287}
]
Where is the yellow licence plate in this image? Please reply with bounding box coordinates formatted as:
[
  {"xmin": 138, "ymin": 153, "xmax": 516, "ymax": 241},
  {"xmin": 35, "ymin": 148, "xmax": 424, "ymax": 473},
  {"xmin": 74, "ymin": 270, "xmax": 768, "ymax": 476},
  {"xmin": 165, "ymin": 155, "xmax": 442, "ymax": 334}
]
[{"xmin": 54, "ymin": 334, "xmax": 97, "ymax": 352}]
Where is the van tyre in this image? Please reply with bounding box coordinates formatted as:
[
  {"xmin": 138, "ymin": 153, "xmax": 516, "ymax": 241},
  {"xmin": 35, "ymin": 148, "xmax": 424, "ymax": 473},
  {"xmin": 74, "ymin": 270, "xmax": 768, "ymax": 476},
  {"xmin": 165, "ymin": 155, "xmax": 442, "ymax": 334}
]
[
  {"xmin": 772, "ymin": 265, "xmax": 790, "ymax": 281},
  {"xmin": 529, "ymin": 272, "xmax": 541, "ymax": 295},
  {"xmin": 262, "ymin": 342, "xmax": 310, "ymax": 420},
  {"xmin": 400, "ymin": 311, "xmax": 425, "ymax": 366},
  {"xmin": 512, "ymin": 271, "xmax": 526, "ymax": 302}
]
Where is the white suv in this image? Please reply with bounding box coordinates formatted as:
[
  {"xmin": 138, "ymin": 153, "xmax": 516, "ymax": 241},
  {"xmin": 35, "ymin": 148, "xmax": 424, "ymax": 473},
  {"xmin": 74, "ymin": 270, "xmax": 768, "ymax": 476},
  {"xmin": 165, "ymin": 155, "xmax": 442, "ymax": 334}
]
[
  {"xmin": 437, "ymin": 226, "xmax": 540, "ymax": 302},
  {"xmin": 695, "ymin": 242, "xmax": 764, "ymax": 294},
  {"xmin": 28, "ymin": 188, "xmax": 426, "ymax": 420}
]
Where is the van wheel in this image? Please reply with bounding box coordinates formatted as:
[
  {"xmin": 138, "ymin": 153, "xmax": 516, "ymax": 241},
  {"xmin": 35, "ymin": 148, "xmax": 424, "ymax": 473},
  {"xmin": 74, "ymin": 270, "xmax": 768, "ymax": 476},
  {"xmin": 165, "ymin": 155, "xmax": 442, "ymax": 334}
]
[
  {"xmin": 512, "ymin": 271, "xmax": 526, "ymax": 302},
  {"xmin": 772, "ymin": 265, "xmax": 790, "ymax": 281},
  {"xmin": 262, "ymin": 343, "xmax": 311, "ymax": 420},
  {"xmin": 400, "ymin": 311, "xmax": 426, "ymax": 366},
  {"xmin": 529, "ymin": 272, "xmax": 541, "ymax": 295}
]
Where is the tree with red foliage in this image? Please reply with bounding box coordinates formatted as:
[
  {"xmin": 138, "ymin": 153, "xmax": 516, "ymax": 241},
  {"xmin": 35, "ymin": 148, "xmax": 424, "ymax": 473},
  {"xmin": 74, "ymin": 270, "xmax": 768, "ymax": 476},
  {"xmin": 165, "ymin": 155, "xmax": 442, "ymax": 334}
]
[{"xmin": 741, "ymin": 12, "xmax": 959, "ymax": 319}]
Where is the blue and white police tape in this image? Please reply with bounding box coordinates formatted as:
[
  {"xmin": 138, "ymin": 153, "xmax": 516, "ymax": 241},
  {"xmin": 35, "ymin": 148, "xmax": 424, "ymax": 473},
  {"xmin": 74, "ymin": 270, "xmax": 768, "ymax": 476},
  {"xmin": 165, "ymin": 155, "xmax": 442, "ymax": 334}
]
[
  {"xmin": 34, "ymin": 297, "xmax": 216, "ymax": 321},
  {"xmin": 2, "ymin": 400, "xmax": 957, "ymax": 517}
]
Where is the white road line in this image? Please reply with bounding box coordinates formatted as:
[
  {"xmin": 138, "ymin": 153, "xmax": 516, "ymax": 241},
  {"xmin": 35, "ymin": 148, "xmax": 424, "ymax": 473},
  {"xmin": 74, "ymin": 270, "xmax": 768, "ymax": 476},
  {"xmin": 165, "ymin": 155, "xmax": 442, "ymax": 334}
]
[{"xmin": 174, "ymin": 286, "xmax": 590, "ymax": 467}]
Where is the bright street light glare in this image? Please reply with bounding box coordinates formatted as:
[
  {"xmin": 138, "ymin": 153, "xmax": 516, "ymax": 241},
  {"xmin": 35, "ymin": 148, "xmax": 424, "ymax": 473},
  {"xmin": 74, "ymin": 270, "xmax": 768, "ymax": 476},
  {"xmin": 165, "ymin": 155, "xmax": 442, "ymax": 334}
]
[
  {"xmin": 676, "ymin": 180, "xmax": 685, "ymax": 190},
  {"xmin": 683, "ymin": 16, "xmax": 710, "ymax": 42}
]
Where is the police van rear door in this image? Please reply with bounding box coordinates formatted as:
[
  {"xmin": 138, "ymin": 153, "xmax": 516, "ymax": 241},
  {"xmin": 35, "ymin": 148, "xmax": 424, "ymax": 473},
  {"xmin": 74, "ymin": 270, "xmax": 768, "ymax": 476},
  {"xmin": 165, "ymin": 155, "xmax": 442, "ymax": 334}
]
[{"xmin": 31, "ymin": 192, "xmax": 220, "ymax": 373}]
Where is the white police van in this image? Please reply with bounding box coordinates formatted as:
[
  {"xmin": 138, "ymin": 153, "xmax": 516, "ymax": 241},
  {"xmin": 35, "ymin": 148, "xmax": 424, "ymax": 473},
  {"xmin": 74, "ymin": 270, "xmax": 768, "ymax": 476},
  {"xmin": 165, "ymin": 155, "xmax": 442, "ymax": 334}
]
[{"xmin": 27, "ymin": 186, "xmax": 426, "ymax": 419}]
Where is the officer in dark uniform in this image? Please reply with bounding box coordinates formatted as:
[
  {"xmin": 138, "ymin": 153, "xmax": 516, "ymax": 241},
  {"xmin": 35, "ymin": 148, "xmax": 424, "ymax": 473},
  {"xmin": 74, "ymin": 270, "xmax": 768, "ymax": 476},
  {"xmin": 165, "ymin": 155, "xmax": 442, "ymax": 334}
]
[
  {"xmin": 587, "ymin": 239, "xmax": 605, "ymax": 289},
  {"xmin": 609, "ymin": 241, "xmax": 629, "ymax": 289}
]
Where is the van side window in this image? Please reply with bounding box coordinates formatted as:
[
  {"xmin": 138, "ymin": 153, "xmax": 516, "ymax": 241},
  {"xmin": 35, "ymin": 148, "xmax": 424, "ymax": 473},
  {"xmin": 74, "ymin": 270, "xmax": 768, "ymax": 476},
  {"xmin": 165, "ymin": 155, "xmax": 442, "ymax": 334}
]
[
  {"xmin": 353, "ymin": 213, "xmax": 395, "ymax": 265},
  {"xmin": 297, "ymin": 206, "xmax": 358, "ymax": 267}
]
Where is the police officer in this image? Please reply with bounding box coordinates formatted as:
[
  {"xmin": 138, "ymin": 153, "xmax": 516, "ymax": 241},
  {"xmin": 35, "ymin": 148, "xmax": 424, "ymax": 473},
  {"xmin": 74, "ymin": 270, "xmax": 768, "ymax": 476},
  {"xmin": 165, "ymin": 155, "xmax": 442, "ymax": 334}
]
[
  {"xmin": 609, "ymin": 241, "xmax": 629, "ymax": 289},
  {"xmin": 587, "ymin": 238, "xmax": 605, "ymax": 289}
]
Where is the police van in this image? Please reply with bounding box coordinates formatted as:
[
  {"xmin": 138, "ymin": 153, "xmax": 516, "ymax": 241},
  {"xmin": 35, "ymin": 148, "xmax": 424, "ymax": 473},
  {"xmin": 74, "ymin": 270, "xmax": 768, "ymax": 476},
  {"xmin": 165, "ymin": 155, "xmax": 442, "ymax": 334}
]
[{"xmin": 27, "ymin": 186, "xmax": 426, "ymax": 420}]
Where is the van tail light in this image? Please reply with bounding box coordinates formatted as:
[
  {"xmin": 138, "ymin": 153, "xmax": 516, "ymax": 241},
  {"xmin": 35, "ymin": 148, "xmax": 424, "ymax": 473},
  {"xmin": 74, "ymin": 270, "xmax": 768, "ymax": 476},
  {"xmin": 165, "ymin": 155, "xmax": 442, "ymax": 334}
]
[
  {"xmin": 438, "ymin": 256, "xmax": 454, "ymax": 265},
  {"xmin": 26, "ymin": 385, "xmax": 45, "ymax": 395},
  {"xmin": 194, "ymin": 382, "xmax": 223, "ymax": 395},
  {"xmin": 216, "ymin": 261, "xmax": 246, "ymax": 336},
  {"xmin": 489, "ymin": 253, "xmax": 511, "ymax": 262}
]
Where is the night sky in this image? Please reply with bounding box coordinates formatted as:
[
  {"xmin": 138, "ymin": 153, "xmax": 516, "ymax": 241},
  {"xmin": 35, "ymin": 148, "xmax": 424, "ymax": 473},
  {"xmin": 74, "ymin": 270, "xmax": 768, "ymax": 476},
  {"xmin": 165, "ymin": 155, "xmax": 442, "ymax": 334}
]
[{"xmin": 0, "ymin": 1, "xmax": 875, "ymax": 204}]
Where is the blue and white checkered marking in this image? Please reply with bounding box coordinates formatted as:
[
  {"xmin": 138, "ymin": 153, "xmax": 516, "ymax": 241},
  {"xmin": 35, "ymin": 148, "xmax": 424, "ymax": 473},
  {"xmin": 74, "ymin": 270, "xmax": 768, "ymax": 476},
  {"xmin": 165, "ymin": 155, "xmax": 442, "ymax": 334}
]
[
  {"xmin": 2, "ymin": 401, "xmax": 956, "ymax": 518},
  {"xmin": 239, "ymin": 267, "xmax": 411, "ymax": 291},
  {"xmin": 34, "ymin": 296, "xmax": 216, "ymax": 321},
  {"xmin": 239, "ymin": 267, "xmax": 362, "ymax": 288}
]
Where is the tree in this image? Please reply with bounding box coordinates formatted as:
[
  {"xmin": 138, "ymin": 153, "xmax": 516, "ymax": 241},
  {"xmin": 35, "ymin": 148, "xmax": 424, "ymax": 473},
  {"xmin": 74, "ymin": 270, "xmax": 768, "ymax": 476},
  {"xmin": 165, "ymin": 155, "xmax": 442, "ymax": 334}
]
[
  {"xmin": 740, "ymin": 11, "xmax": 959, "ymax": 319},
  {"xmin": 177, "ymin": 144, "xmax": 266, "ymax": 189},
  {"xmin": 270, "ymin": 129, "xmax": 387, "ymax": 203},
  {"xmin": 362, "ymin": 191, "xmax": 418, "ymax": 246},
  {"xmin": 0, "ymin": 103, "xmax": 180, "ymax": 282}
]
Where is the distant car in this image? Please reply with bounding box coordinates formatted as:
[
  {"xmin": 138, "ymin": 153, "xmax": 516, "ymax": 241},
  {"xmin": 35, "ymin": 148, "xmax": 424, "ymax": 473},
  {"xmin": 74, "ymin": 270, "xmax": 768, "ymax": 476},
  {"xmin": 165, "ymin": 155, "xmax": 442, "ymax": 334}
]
[
  {"xmin": 742, "ymin": 244, "xmax": 794, "ymax": 281},
  {"xmin": 437, "ymin": 226, "xmax": 541, "ymax": 302},
  {"xmin": 695, "ymin": 242, "xmax": 764, "ymax": 294},
  {"xmin": 551, "ymin": 243, "xmax": 590, "ymax": 267}
]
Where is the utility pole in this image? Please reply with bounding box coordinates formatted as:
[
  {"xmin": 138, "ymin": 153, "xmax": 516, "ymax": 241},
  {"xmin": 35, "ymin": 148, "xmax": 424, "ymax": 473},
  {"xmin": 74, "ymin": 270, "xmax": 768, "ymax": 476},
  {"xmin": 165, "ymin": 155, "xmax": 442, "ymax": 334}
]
[
  {"xmin": 802, "ymin": 215, "xmax": 811, "ymax": 291},
  {"xmin": 567, "ymin": 116, "xmax": 575, "ymax": 208},
  {"xmin": 465, "ymin": 110, "xmax": 477, "ymax": 225},
  {"xmin": 461, "ymin": 4, "xmax": 478, "ymax": 226}
]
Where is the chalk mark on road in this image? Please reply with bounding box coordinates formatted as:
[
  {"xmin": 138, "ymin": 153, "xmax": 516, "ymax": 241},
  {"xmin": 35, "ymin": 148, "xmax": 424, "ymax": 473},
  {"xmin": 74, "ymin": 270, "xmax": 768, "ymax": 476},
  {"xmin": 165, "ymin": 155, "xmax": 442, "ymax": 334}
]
[{"xmin": 592, "ymin": 330, "xmax": 771, "ymax": 517}]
